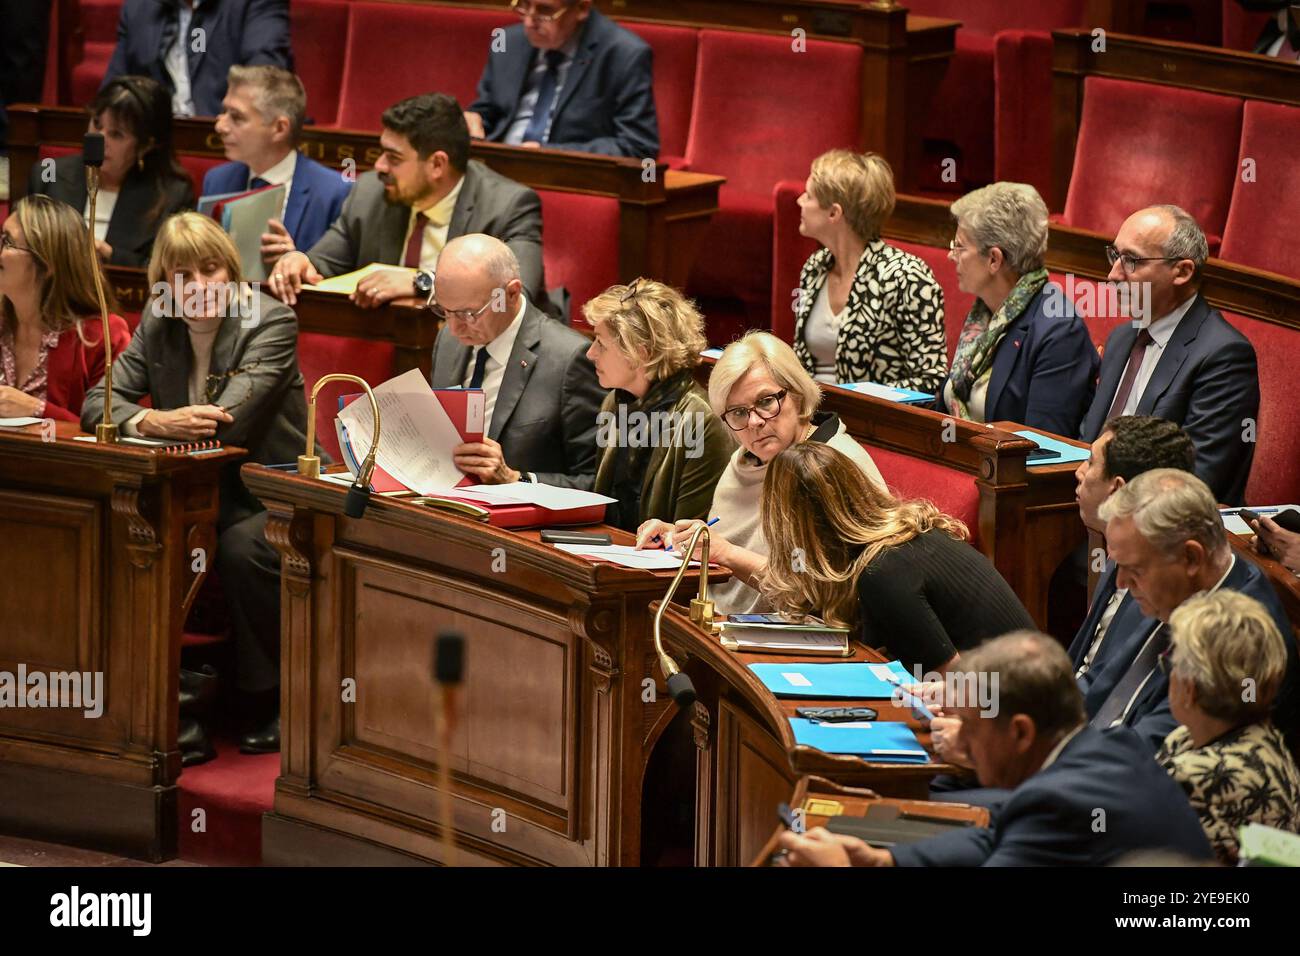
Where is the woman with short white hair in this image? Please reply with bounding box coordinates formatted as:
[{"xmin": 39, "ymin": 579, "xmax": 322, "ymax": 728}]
[
  {"xmin": 636, "ymin": 331, "xmax": 884, "ymax": 614},
  {"xmin": 1157, "ymin": 589, "xmax": 1300, "ymax": 864},
  {"xmin": 937, "ymin": 182, "xmax": 1098, "ymax": 436}
]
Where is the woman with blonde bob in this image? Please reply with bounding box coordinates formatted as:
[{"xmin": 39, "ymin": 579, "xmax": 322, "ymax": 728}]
[
  {"xmin": 637, "ymin": 331, "xmax": 884, "ymax": 615},
  {"xmin": 82, "ymin": 211, "xmax": 317, "ymax": 763},
  {"xmin": 758, "ymin": 442, "xmax": 1034, "ymax": 674},
  {"xmin": 585, "ymin": 278, "xmax": 735, "ymax": 531},
  {"xmin": 1157, "ymin": 590, "xmax": 1300, "ymax": 865},
  {"xmin": 0, "ymin": 195, "xmax": 131, "ymax": 421}
]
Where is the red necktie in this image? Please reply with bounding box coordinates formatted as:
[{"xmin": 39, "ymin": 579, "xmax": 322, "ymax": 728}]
[
  {"xmin": 1105, "ymin": 328, "xmax": 1154, "ymax": 419},
  {"xmin": 403, "ymin": 212, "xmax": 428, "ymax": 268}
]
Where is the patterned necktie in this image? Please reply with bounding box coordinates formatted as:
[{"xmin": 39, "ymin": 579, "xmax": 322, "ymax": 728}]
[
  {"xmin": 522, "ymin": 50, "xmax": 567, "ymax": 144},
  {"xmin": 403, "ymin": 212, "xmax": 429, "ymax": 269},
  {"xmin": 467, "ymin": 347, "xmax": 490, "ymax": 390},
  {"xmin": 1105, "ymin": 327, "xmax": 1154, "ymax": 419}
]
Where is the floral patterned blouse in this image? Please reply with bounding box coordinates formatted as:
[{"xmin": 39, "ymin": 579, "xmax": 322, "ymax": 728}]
[
  {"xmin": 0, "ymin": 325, "xmax": 62, "ymax": 413},
  {"xmin": 1157, "ymin": 721, "xmax": 1300, "ymax": 865}
]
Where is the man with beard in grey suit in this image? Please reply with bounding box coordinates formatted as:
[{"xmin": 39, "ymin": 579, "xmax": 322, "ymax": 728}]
[
  {"xmin": 429, "ymin": 234, "xmax": 605, "ymax": 489},
  {"xmin": 270, "ymin": 92, "xmax": 548, "ymax": 310}
]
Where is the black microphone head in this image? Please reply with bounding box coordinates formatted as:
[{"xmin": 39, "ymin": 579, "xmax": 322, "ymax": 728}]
[
  {"xmin": 666, "ymin": 672, "xmax": 696, "ymax": 709},
  {"xmin": 343, "ymin": 481, "xmax": 371, "ymax": 518},
  {"xmin": 83, "ymin": 133, "xmax": 105, "ymax": 167},
  {"xmin": 435, "ymin": 632, "xmax": 465, "ymax": 685}
]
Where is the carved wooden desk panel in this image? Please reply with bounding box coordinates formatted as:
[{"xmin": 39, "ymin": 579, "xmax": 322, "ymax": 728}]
[{"xmin": 0, "ymin": 422, "xmax": 243, "ymax": 860}]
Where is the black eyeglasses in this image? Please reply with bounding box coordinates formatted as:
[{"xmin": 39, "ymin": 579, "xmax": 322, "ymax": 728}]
[
  {"xmin": 722, "ymin": 389, "xmax": 787, "ymax": 431},
  {"xmin": 1105, "ymin": 244, "xmax": 1179, "ymax": 276}
]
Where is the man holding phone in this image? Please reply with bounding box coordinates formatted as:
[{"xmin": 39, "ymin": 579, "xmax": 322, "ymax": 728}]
[{"xmin": 1249, "ymin": 509, "xmax": 1300, "ymax": 574}]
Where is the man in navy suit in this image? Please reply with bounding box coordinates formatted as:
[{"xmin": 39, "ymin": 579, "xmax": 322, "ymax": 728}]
[
  {"xmin": 102, "ymin": 0, "xmax": 292, "ymax": 117},
  {"xmin": 777, "ymin": 633, "xmax": 1213, "ymax": 866},
  {"xmin": 464, "ymin": 0, "xmax": 659, "ymax": 158},
  {"xmin": 202, "ymin": 66, "xmax": 351, "ymax": 265},
  {"xmin": 1079, "ymin": 205, "xmax": 1260, "ymax": 505}
]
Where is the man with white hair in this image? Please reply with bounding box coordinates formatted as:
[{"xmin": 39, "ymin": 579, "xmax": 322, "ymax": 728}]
[
  {"xmin": 1079, "ymin": 205, "xmax": 1260, "ymax": 504},
  {"xmin": 428, "ymin": 234, "xmax": 605, "ymax": 488}
]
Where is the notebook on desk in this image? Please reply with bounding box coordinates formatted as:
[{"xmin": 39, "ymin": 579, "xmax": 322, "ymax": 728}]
[{"xmin": 749, "ymin": 660, "xmax": 913, "ymax": 699}]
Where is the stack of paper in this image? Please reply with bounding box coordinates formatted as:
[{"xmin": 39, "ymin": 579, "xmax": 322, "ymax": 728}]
[
  {"xmin": 553, "ymin": 543, "xmax": 689, "ymax": 570},
  {"xmin": 312, "ymin": 263, "xmax": 391, "ymax": 295}
]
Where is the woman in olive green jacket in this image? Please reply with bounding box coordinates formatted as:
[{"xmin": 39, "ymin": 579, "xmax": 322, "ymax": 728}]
[{"xmin": 585, "ymin": 279, "xmax": 735, "ymax": 532}]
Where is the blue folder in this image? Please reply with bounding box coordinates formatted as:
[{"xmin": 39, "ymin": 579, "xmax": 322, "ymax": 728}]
[
  {"xmin": 789, "ymin": 718, "xmax": 930, "ymax": 763},
  {"xmin": 748, "ymin": 661, "xmax": 914, "ymax": 699},
  {"xmin": 839, "ymin": 382, "xmax": 935, "ymax": 405},
  {"xmin": 1015, "ymin": 429, "xmax": 1090, "ymax": 467}
]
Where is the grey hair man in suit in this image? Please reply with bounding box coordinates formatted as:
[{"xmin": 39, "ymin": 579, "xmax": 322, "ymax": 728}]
[
  {"xmin": 429, "ymin": 234, "xmax": 605, "ymax": 488},
  {"xmin": 271, "ymin": 92, "xmax": 547, "ymax": 310}
]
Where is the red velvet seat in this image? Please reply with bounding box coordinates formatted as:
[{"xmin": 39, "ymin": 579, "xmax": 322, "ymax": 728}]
[
  {"xmin": 68, "ymin": 0, "xmax": 122, "ymax": 106},
  {"xmin": 684, "ymin": 29, "xmax": 861, "ymax": 322},
  {"xmin": 336, "ymin": 2, "xmax": 514, "ymax": 130},
  {"xmin": 296, "ymin": 332, "xmax": 396, "ymax": 462},
  {"xmin": 1220, "ymin": 101, "xmax": 1300, "ymax": 278},
  {"xmin": 1222, "ymin": 312, "xmax": 1300, "ymax": 505},
  {"xmin": 179, "ymin": 154, "xmax": 225, "ymax": 197},
  {"xmin": 537, "ymin": 189, "xmax": 621, "ymax": 327},
  {"xmin": 993, "ymin": 30, "xmax": 1054, "ymax": 199},
  {"xmin": 862, "ymin": 444, "xmax": 982, "ymax": 549},
  {"xmin": 917, "ymin": 31, "xmax": 994, "ymax": 195},
  {"xmin": 621, "ymin": 22, "xmax": 697, "ymax": 164},
  {"xmin": 291, "ymin": 0, "xmax": 350, "ymax": 127},
  {"xmin": 1221, "ymin": 0, "xmax": 1276, "ymax": 50},
  {"xmin": 1062, "ymin": 77, "xmax": 1242, "ymax": 245}
]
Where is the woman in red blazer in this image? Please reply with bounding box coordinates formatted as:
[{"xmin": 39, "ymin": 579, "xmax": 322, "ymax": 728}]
[{"xmin": 0, "ymin": 195, "xmax": 131, "ymax": 422}]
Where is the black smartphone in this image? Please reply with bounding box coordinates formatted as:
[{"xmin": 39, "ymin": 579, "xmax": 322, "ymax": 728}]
[{"xmin": 540, "ymin": 530, "xmax": 613, "ymax": 546}]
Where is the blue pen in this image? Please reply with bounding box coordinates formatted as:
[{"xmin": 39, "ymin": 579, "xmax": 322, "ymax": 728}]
[{"xmin": 663, "ymin": 516, "xmax": 719, "ymax": 553}]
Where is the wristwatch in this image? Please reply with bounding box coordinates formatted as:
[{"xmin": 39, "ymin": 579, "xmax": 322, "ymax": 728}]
[{"xmin": 413, "ymin": 269, "xmax": 434, "ymax": 299}]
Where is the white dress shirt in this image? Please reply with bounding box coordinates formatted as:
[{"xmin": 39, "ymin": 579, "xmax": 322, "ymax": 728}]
[
  {"xmin": 248, "ymin": 149, "xmax": 297, "ymax": 220},
  {"xmin": 84, "ymin": 189, "xmax": 119, "ymax": 243},
  {"xmin": 402, "ymin": 175, "xmax": 464, "ymax": 272},
  {"xmin": 1075, "ymin": 585, "xmax": 1129, "ymax": 679},
  {"xmin": 461, "ymin": 295, "xmax": 528, "ymax": 434},
  {"xmin": 166, "ymin": 1, "xmax": 199, "ymax": 117},
  {"xmin": 1117, "ymin": 295, "xmax": 1197, "ymax": 416}
]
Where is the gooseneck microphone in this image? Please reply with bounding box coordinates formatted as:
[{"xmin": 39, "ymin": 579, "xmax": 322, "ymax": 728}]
[
  {"xmin": 433, "ymin": 631, "xmax": 465, "ymax": 865},
  {"xmin": 83, "ymin": 132, "xmax": 118, "ymax": 444},
  {"xmin": 651, "ymin": 522, "xmax": 718, "ymax": 708},
  {"xmin": 297, "ymin": 374, "xmax": 381, "ymax": 517}
]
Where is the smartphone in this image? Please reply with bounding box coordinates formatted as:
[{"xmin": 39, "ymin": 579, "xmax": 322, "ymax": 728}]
[{"xmin": 1243, "ymin": 508, "xmax": 1300, "ymax": 534}]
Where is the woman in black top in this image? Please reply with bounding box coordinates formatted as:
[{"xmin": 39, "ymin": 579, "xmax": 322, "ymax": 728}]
[{"xmin": 758, "ymin": 442, "xmax": 1034, "ymax": 674}]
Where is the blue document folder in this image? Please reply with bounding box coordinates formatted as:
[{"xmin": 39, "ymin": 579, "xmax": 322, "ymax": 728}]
[
  {"xmin": 1015, "ymin": 429, "xmax": 1090, "ymax": 467},
  {"xmin": 839, "ymin": 382, "xmax": 935, "ymax": 405},
  {"xmin": 748, "ymin": 661, "xmax": 914, "ymax": 699},
  {"xmin": 789, "ymin": 718, "xmax": 930, "ymax": 763}
]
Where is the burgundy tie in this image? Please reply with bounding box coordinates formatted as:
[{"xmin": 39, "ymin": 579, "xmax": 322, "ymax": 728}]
[
  {"xmin": 1105, "ymin": 327, "xmax": 1154, "ymax": 419},
  {"xmin": 403, "ymin": 212, "xmax": 428, "ymax": 269}
]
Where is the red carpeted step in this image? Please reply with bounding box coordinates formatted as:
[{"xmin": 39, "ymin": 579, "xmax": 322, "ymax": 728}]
[{"xmin": 178, "ymin": 736, "xmax": 278, "ymax": 866}]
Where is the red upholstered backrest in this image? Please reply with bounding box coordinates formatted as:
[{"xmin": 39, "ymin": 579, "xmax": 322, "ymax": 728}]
[
  {"xmin": 537, "ymin": 189, "xmax": 621, "ymax": 326},
  {"xmin": 902, "ymin": 0, "xmax": 1087, "ymax": 34},
  {"xmin": 1221, "ymin": 312, "xmax": 1300, "ymax": 505},
  {"xmin": 1063, "ymin": 77, "xmax": 1242, "ymax": 242},
  {"xmin": 892, "ymin": 240, "xmax": 973, "ymax": 363},
  {"xmin": 862, "ymin": 444, "xmax": 982, "ymax": 549},
  {"xmin": 179, "ymin": 154, "xmax": 224, "ymax": 197},
  {"xmin": 68, "ymin": 0, "xmax": 123, "ymax": 106},
  {"xmin": 291, "ymin": 0, "xmax": 351, "ymax": 127},
  {"xmin": 336, "ymin": 3, "xmax": 514, "ymax": 130},
  {"xmin": 1221, "ymin": 0, "xmax": 1276, "ymax": 50},
  {"xmin": 769, "ymin": 180, "xmax": 817, "ymax": 341},
  {"xmin": 993, "ymin": 30, "xmax": 1053, "ymax": 198},
  {"xmin": 685, "ymin": 30, "xmax": 861, "ymax": 199},
  {"xmin": 297, "ymin": 332, "xmax": 396, "ymax": 462},
  {"xmin": 1046, "ymin": 271, "xmax": 1127, "ymax": 354},
  {"xmin": 1220, "ymin": 101, "xmax": 1300, "ymax": 278},
  {"xmin": 621, "ymin": 22, "xmax": 697, "ymax": 162}
]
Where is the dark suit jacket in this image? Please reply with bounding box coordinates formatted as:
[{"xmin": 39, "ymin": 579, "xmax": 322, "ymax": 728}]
[
  {"xmin": 81, "ymin": 291, "xmax": 313, "ymax": 527},
  {"xmin": 202, "ymin": 154, "xmax": 352, "ymax": 252},
  {"xmin": 429, "ymin": 301, "xmax": 606, "ymax": 489},
  {"xmin": 468, "ymin": 9, "xmax": 659, "ymax": 159},
  {"xmin": 305, "ymin": 164, "xmax": 547, "ymax": 306},
  {"xmin": 1077, "ymin": 556, "xmax": 1299, "ymax": 755},
  {"xmin": 1079, "ymin": 294, "xmax": 1260, "ymax": 505},
  {"xmin": 935, "ymin": 284, "xmax": 1099, "ymax": 438},
  {"xmin": 29, "ymin": 155, "xmax": 195, "ymax": 267},
  {"xmin": 101, "ymin": 0, "xmax": 292, "ymax": 117},
  {"xmin": 892, "ymin": 726, "xmax": 1213, "ymax": 866}
]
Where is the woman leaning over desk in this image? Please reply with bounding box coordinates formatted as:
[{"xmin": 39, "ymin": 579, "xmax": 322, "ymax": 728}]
[
  {"xmin": 636, "ymin": 331, "xmax": 885, "ymax": 615},
  {"xmin": 81, "ymin": 211, "xmax": 317, "ymax": 763},
  {"xmin": 586, "ymin": 278, "xmax": 735, "ymax": 532},
  {"xmin": 758, "ymin": 442, "xmax": 1033, "ymax": 676},
  {"xmin": 0, "ymin": 194, "xmax": 130, "ymax": 422}
]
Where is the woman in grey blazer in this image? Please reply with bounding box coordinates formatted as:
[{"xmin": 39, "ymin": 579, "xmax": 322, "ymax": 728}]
[{"xmin": 82, "ymin": 212, "xmax": 315, "ymax": 764}]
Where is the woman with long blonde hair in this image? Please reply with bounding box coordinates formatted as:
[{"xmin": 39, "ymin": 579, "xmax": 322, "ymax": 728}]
[
  {"xmin": 0, "ymin": 194, "xmax": 131, "ymax": 421},
  {"xmin": 759, "ymin": 442, "xmax": 1033, "ymax": 674}
]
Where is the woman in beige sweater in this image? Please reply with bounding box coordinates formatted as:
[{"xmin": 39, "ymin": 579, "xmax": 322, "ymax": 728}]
[{"xmin": 636, "ymin": 331, "xmax": 884, "ymax": 614}]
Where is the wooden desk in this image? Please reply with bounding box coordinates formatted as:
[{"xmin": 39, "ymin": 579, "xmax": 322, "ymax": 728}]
[
  {"xmin": 4, "ymin": 107, "xmax": 724, "ymax": 294},
  {"xmin": 242, "ymin": 463, "xmax": 949, "ymax": 866},
  {"xmin": 0, "ymin": 422, "xmax": 245, "ymax": 861},
  {"xmin": 750, "ymin": 774, "xmax": 990, "ymax": 867}
]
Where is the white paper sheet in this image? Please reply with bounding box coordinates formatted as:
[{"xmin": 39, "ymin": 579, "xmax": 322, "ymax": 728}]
[
  {"xmin": 0, "ymin": 417, "xmax": 43, "ymax": 427},
  {"xmin": 460, "ymin": 482, "xmax": 617, "ymax": 510},
  {"xmin": 553, "ymin": 543, "xmax": 697, "ymax": 570},
  {"xmin": 336, "ymin": 368, "xmax": 464, "ymax": 495}
]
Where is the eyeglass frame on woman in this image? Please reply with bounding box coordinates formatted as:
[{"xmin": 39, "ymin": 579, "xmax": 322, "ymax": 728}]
[
  {"xmin": 0, "ymin": 233, "xmax": 39, "ymax": 259},
  {"xmin": 509, "ymin": 0, "xmax": 571, "ymax": 23},
  {"xmin": 721, "ymin": 389, "xmax": 788, "ymax": 431},
  {"xmin": 1105, "ymin": 244, "xmax": 1180, "ymax": 276}
]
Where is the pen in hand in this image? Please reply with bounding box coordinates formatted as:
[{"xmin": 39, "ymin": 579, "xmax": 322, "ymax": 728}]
[{"xmin": 663, "ymin": 516, "xmax": 720, "ymax": 553}]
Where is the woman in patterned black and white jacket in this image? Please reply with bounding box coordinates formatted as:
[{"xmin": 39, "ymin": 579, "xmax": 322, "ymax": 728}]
[{"xmin": 792, "ymin": 149, "xmax": 947, "ymax": 393}]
